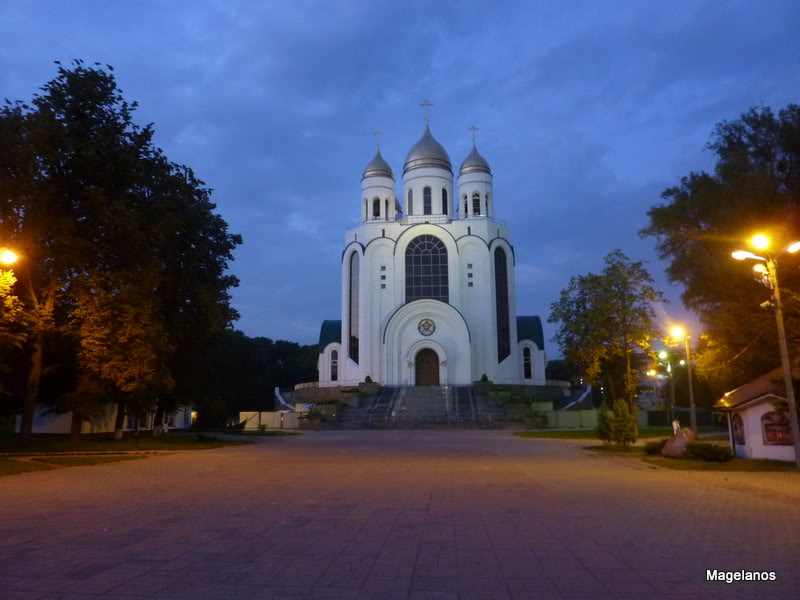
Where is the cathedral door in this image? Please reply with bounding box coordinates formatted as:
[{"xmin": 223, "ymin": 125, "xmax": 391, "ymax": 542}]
[{"xmin": 415, "ymin": 348, "xmax": 439, "ymax": 386}]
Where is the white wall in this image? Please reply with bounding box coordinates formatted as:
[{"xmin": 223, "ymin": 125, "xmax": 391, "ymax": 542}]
[{"xmin": 732, "ymin": 400, "xmax": 796, "ymax": 462}]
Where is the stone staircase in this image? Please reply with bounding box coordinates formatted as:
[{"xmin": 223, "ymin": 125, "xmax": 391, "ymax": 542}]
[{"xmin": 329, "ymin": 385, "xmax": 508, "ymax": 429}]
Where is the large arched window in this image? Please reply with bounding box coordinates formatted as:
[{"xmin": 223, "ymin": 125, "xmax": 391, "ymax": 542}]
[
  {"xmin": 495, "ymin": 247, "xmax": 510, "ymax": 362},
  {"xmin": 442, "ymin": 188, "xmax": 448, "ymax": 215},
  {"xmin": 405, "ymin": 235, "xmax": 449, "ymax": 303},
  {"xmin": 423, "ymin": 187, "xmax": 432, "ymax": 215},
  {"xmin": 331, "ymin": 350, "xmax": 338, "ymax": 381},
  {"xmin": 408, "ymin": 189, "xmax": 413, "ymax": 215},
  {"xmin": 372, "ymin": 198, "xmax": 380, "ymax": 219},
  {"xmin": 348, "ymin": 252, "xmax": 359, "ymax": 364},
  {"xmin": 523, "ymin": 347, "xmax": 532, "ymax": 379},
  {"xmin": 472, "ymin": 192, "xmax": 481, "ymax": 216}
]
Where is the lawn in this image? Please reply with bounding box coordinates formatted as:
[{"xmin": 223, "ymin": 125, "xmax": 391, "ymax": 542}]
[
  {"xmin": 643, "ymin": 456, "xmax": 799, "ymax": 472},
  {"xmin": 514, "ymin": 427, "xmax": 728, "ymax": 441},
  {"xmin": 31, "ymin": 455, "xmax": 149, "ymax": 467},
  {"xmin": 584, "ymin": 444, "xmax": 798, "ymax": 471},
  {"xmin": 0, "ymin": 432, "xmax": 253, "ymax": 455},
  {"xmin": 237, "ymin": 430, "xmax": 300, "ymax": 437},
  {"xmin": 0, "ymin": 457, "xmax": 54, "ymax": 477}
]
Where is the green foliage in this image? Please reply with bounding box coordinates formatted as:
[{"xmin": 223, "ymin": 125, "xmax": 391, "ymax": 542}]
[
  {"xmin": 194, "ymin": 330, "xmax": 317, "ymax": 416},
  {"xmin": 480, "ymin": 373, "xmax": 489, "ymax": 383},
  {"xmin": 0, "ymin": 61, "xmax": 241, "ymax": 435},
  {"xmin": 641, "ymin": 104, "xmax": 800, "ymax": 394},
  {"xmin": 644, "ymin": 438, "xmax": 669, "ymax": 455},
  {"xmin": 597, "ymin": 401, "xmax": 612, "ymax": 443},
  {"xmin": 686, "ymin": 442, "xmax": 733, "ymax": 462},
  {"xmin": 549, "ymin": 250, "xmax": 662, "ymax": 405},
  {"xmin": 364, "ymin": 375, "xmax": 373, "ymax": 383},
  {"xmin": 545, "ymin": 359, "xmax": 574, "ymax": 383},
  {"xmin": 609, "ymin": 399, "xmax": 638, "ymax": 446}
]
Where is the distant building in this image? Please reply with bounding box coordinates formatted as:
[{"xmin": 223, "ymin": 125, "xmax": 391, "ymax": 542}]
[
  {"xmin": 16, "ymin": 404, "xmax": 192, "ymax": 435},
  {"xmin": 317, "ymin": 121, "xmax": 545, "ymax": 387},
  {"xmin": 714, "ymin": 368, "xmax": 797, "ymax": 462}
]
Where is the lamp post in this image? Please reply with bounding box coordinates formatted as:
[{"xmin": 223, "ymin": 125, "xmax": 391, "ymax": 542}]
[
  {"xmin": 670, "ymin": 325, "xmax": 696, "ymax": 432},
  {"xmin": 732, "ymin": 234, "xmax": 800, "ymax": 468},
  {"xmin": 659, "ymin": 350, "xmax": 676, "ymax": 422}
]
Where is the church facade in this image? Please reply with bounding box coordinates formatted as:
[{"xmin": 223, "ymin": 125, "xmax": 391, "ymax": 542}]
[{"xmin": 317, "ymin": 122, "xmax": 545, "ymax": 387}]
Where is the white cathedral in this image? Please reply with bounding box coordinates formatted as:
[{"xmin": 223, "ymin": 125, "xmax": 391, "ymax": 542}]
[{"xmin": 317, "ymin": 121, "xmax": 546, "ymax": 388}]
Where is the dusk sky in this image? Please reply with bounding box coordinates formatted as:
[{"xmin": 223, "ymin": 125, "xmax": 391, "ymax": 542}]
[{"xmin": 2, "ymin": 1, "xmax": 798, "ymax": 352}]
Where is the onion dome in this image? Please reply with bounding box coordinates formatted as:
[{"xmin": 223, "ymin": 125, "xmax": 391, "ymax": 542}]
[
  {"xmin": 362, "ymin": 149, "xmax": 393, "ymax": 180},
  {"xmin": 403, "ymin": 124, "xmax": 452, "ymax": 173},
  {"xmin": 459, "ymin": 143, "xmax": 491, "ymax": 176}
]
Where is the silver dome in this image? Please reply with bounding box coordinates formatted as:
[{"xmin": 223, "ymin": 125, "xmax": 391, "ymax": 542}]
[
  {"xmin": 459, "ymin": 143, "xmax": 491, "ymax": 176},
  {"xmin": 403, "ymin": 124, "xmax": 452, "ymax": 173},
  {"xmin": 362, "ymin": 149, "xmax": 394, "ymax": 180}
]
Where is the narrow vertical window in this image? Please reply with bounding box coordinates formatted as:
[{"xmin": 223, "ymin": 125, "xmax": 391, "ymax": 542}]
[
  {"xmin": 372, "ymin": 198, "xmax": 380, "ymax": 219},
  {"xmin": 349, "ymin": 252, "xmax": 359, "ymax": 364},
  {"xmin": 423, "ymin": 186, "xmax": 432, "ymax": 215},
  {"xmin": 495, "ymin": 247, "xmax": 510, "ymax": 362},
  {"xmin": 364, "ymin": 199, "xmax": 368, "ymax": 221},
  {"xmin": 408, "ymin": 189, "xmax": 413, "ymax": 215},
  {"xmin": 463, "ymin": 196, "xmax": 468, "ymax": 217},
  {"xmin": 385, "ymin": 199, "xmax": 389, "ymax": 220},
  {"xmin": 523, "ymin": 347, "xmax": 532, "ymax": 379},
  {"xmin": 331, "ymin": 350, "xmax": 338, "ymax": 381},
  {"xmin": 442, "ymin": 188, "xmax": 448, "ymax": 214},
  {"xmin": 472, "ymin": 192, "xmax": 481, "ymax": 216}
]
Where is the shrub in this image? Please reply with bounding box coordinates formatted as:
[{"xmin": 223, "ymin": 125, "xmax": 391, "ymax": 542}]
[
  {"xmin": 644, "ymin": 438, "xmax": 669, "ymax": 455},
  {"xmin": 480, "ymin": 374, "xmax": 489, "ymax": 383},
  {"xmin": 597, "ymin": 402, "xmax": 612, "ymax": 443},
  {"xmin": 364, "ymin": 375, "xmax": 373, "ymax": 383},
  {"xmin": 610, "ymin": 399, "xmax": 637, "ymax": 446},
  {"xmin": 686, "ymin": 442, "xmax": 733, "ymax": 462}
]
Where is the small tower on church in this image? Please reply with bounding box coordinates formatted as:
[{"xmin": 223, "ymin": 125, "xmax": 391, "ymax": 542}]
[
  {"xmin": 457, "ymin": 126, "xmax": 493, "ymax": 219},
  {"xmin": 361, "ymin": 142, "xmax": 397, "ymax": 222}
]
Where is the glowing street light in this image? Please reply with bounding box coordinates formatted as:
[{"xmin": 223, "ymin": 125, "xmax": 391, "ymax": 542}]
[
  {"xmin": 0, "ymin": 249, "xmax": 18, "ymax": 265},
  {"xmin": 731, "ymin": 234, "xmax": 800, "ymax": 468},
  {"xmin": 750, "ymin": 233, "xmax": 770, "ymax": 250},
  {"xmin": 669, "ymin": 324, "xmax": 697, "ymax": 432},
  {"xmin": 658, "ymin": 351, "xmax": 668, "ymax": 360}
]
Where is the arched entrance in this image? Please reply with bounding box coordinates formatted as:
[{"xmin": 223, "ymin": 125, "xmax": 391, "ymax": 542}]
[{"xmin": 415, "ymin": 348, "xmax": 439, "ymax": 386}]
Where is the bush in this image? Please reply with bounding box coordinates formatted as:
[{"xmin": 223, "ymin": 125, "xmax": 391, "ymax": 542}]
[
  {"xmin": 597, "ymin": 402, "xmax": 612, "ymax": 443},
  {"xmin": 610, "ymin": 399, "xmax": 637, "ymax": 446},
  {"xmin": 364, "ymin": 375, "xmax": 373, "ymax": 383},
  {"xmin": 644, "ymin": 438, "xmax": 669, "ymax": 455},
  {"xmin": 686, "ymin": 442, "xmax": 733, "ymax": 462},
  {"xmin": 480, "ymin": 374, "xmax": 489, "ymax": 383}
]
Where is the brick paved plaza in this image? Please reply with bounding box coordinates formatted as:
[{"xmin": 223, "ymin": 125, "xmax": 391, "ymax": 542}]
[{"xmin": 1, "ymin": 431, "xmax": 798, "ymax": 599}]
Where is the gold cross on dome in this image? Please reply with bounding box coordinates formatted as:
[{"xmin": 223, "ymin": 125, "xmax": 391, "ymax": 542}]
[
  {"xmin": 372, "ymin": 129, "xmax": 384, "ymax": 149},
  {"xmin": 420, "ymin": 98, "xmax": 433, "ymax": 123},
  {"xmin": 468, "ymin": 124, "xmax": 479, "ymax": 143}
]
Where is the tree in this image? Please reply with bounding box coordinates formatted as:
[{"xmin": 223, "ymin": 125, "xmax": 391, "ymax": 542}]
[
  {"xmin": 0, "ymin": 61, "xmax": 241, "ymax": 442},
  {"xmin": 549, "ymin": 250, "xmax": 663, "ymax": 408},
  {"xmin": 597, "ymin": 401, "xmax": 612, "ymax": 443},
  {"xmin": 642, "ymin": 105, "xmax": 800, "ymax": 393},
  {"xmin": 610, "ymin": 399, "xmax": 638, "ymax": 446},
  {"xmin": 0, "ymin": 269, "xmax": 29, "ymax": 398}
]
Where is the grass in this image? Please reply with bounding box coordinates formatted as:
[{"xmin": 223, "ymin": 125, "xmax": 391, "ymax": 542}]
[
  {"xmin": 237, "ymin": 430, "xmax": 300, "ymax": 437},
  {"xmin": 31, "ymin": 455, "xmax": 148, "ymax": 467},
  {"xmin": 0, "ymin": 457, "xmax": 54, "ymax": 476},
  {"xmin": 584, "ymin": 444, "xmax": 798, "ymax": 472},
  {"xmin": 0, "ymin": 432, "xmax": 253, "ymax": 455},
  {"xmin": 514, "ymin": 427, "xmax": 728, "ymax": 440},
  {"xmin": 642, "ymin": 456, "xmax": 799, "ymax": 472}
]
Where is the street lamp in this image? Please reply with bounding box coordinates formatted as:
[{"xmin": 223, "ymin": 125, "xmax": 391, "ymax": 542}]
[
  {"xmin": 670, "ymin": 325, "xmax": 697, "ymax": 432},
  {"xmin": 0, "ymin": 249, "xmax": 18, "ymax": 266},
  {"xmin": 646, "ymin": 369, "xmax": 658, "ymax": 401},
  {"xmin": 731, "ymin": 233, "xmax": 800, "ymax": 468}
]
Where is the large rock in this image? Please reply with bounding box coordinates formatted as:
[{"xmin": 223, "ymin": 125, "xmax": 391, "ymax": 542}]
[{"xmin": 661, "ymin": 429, "xmax": 696, "ymax": 458}]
